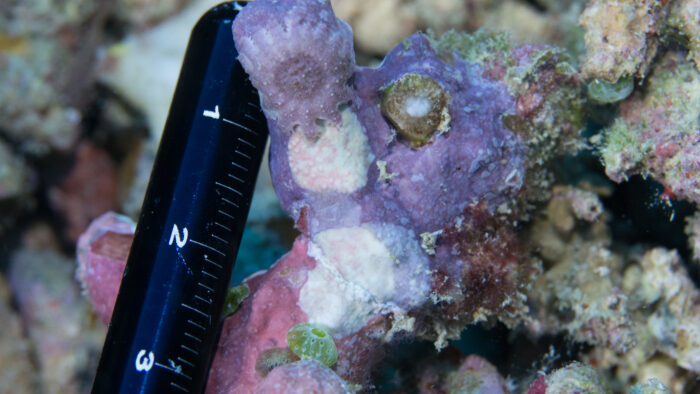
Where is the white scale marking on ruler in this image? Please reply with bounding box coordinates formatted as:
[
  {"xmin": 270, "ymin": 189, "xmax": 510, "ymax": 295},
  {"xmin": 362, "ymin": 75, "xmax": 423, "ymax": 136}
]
[
  {"xmin": 184, "ymin": 332, "xmax": 203, "ymax": 343},
  {"xmin": 235, "ymin": 150, "xmax": 251, "ymax": 159},
  {"xmin": 211, "ymin": 234, "xmax": 229, "ymax": 245},
  {"xmin": 222, "ymin": 118, "xmax": 258, "ymax": 135},
  {"xmin": 231, "ymin": 161, "xmax": 247, "ymax": 171},
  {"xmin": 187, "ymin": 319, "xmax": 205, "ymax": 331},
  {"xmin": 215, "ymin": 181, "xmax": 243, "ymax": 196},
  {"xmin": 181, "ymin": 344, "xmax": 199, "ymax": 355},
  {"xmin": 201, "ymin": 270, "xmax": 218, "ymax": 280},
  {"xmin": 237, "ymin": 137, "xmax": 255, "ymax": 148},
  {"xmin": 228, "ymin": 173, "xmax": 245, "ymax": 183},
  {"xmin": 217, "ymin": 209, "xmax": 235, "ymax": 220},
  {"xmin": 170, "ymin": 382, "xmax": 189, "ymax": 392},
  {"xmin": 189, "ymin": 239, "xmax": 225, "ymax": 257},
  {"xmin": 220, "ymin": 197, "xmax": 239, "ymax": 208},
  {"xmin": 181, "ymin": 303, "xmax": 210, "ymax": 320},
  {"xmin": 214, "ymin": 221, "xmax": 232, "ymax": 232},
  {"xmin": 155, "ymin": 360, "xmax": 191, "ymax": 380},
  {"xmin": 177, "ymin": 356, "xmax": 194, "ymax": 367},
  {"xmin": 204, "ymin": 256, "xmax": 222, "ymax": 268},
  {"xmin": 243, "ymin": 113, "xmax": 261, "ymax": 123},
  {"xmin": 203, "ymin": 103, "xmax": 260, "ymax": 140}
]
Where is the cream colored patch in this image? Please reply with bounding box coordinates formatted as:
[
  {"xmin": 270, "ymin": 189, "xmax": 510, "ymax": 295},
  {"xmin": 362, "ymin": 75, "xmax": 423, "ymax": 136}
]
[
  {"xmin": 437, "ymin": 105, "xmax": 450, "ymax": 135},
  {"xmin": 420, "ymin": 230, "xmax": 442, "ymax": 255},
  {"xmin": 288, "ymin": 109, "xmax": 373, "ymax": 193},
  {"xmin": 376, "ymin": 160, "xmax": 397, "ymax": 182},
  {"xmin": 298, "ymin": 226, "xmax": 397, "ymax": 335},
  {"xmin": 315, "ymin": 227, "xmax": 397, "ymax": 300},
  {"xmin": 384, "ymin": 311, "xmax": 415, "ymax": 342},
  {"xmin": 297, "ymin": 257, "xmax": 376, "ymax": 335}
]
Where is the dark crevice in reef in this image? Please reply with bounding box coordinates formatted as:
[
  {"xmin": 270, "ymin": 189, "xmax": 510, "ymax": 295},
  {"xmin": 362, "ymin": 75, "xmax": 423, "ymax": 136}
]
[
  {"xmin": 602, "ymin": 175, "xmax": 695, "ymax": 259},
  {"xmin": 370, "ymin": 323, "xmax": 590, "ymax": 392},
  {"xmin": 554, "ymin": 147, "xmax": 699, "ymax": 286},
  {"xmin": 602, "ymin": 175, "xmax": 699, "ymax": 286}
]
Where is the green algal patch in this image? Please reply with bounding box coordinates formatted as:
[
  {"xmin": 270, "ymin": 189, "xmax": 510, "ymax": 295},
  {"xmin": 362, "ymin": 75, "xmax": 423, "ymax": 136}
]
[
  {"xmin": 286, "ymin": 323, "xmax": 338, "ymax": 367},
  {"xmin": 429, "ymin": 29, "xmax": 512, "ymax": 68},
  {"xmin": 223, "ymin": 283, "xmax": 250, "ymax": 317},
  {"xmin": 588, "ymin": 76, "xmax": 634, "ymax": 104},
  {"xmin": 599, "ymin": 118, "xmax": 652, "ymax": 179},
  {"xmin": 255, "ymin": 347, "xmax": 299, "ymax": 377}
]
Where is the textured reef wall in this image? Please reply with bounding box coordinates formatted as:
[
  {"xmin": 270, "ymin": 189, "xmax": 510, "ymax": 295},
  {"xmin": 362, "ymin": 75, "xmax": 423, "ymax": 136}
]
[
  {"xmin": 3, "ymin": 0, "xmax": 700, "ymax": 392},
  {"xmin": 76, "ymin": 0, "xmax": 700, "ymax": 392}
]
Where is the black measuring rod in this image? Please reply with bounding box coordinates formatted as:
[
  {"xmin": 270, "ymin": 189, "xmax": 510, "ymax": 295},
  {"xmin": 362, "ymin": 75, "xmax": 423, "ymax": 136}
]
[{"xmin": 91, "ymin": 2, "xmax": 268, "ymax": 393}]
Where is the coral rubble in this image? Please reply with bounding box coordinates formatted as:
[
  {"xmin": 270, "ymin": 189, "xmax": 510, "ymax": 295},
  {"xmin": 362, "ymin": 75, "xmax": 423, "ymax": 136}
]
[
  {"xmin": 11, "ymin": 225, "xmax": 105, "ymax": 394},
  {"xmin": 579, "ymin": 0, "xmax": 670, "ymax": 82},
  {"xmin": 597, "ymin": 52, "xmax": 700, "ymax": 203}
]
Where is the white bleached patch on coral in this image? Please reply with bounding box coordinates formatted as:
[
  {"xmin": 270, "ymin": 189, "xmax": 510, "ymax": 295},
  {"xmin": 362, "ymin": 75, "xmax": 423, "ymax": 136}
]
[
  {"xmin": 288, "ymin": 108, "xmax": 373, "ymax": 193},
  {"xmin": 297, "ymin": 252, "xmax": 376, "ymax": 336},
  {"xmin": 314, "ymin": 227, "xmax": 396, "ymax": 301},
  {"xmin": 298, "ymin": 224, "xmax": 431, "ymax": 336},
  {"xmin": 404, "ymin": 96, "xmax": 431, "ymax": 118}
]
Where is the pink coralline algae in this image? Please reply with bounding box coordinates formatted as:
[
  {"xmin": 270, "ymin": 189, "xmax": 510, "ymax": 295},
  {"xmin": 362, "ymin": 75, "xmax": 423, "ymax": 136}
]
[
  {"xmin": 525, "ymin": 362, "xmax": 609, "ymax": 394},
  {"xmin": 76, "ymin": 212, "xmax": 135, "ymax": 325},
  {"xmin": 414, "ymin": 354, "xmax": 510, "ymax": 393},
  {"xmin": 78, "ymin": 0, "xmax": 589, "ymax": 391}
]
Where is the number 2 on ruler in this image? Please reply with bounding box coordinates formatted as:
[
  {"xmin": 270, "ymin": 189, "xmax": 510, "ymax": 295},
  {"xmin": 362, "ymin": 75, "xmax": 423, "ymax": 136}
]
[{"xmin": 169, "ymin": 224, "xmax": 188, "ymax": 248}]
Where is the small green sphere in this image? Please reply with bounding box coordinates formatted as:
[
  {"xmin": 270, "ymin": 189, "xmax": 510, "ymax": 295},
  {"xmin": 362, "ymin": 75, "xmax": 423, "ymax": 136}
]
[
  {"xmin": 286, "ymin": 323, "xmax": 338, "ymax": 367},
  {"xmin": 588, "ymin": 76, "xmax": 634, "ymax": 104}
]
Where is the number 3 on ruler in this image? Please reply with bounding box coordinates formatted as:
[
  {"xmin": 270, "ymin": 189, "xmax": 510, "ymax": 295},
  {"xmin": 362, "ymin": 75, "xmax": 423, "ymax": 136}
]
[
  {"xmin": 169, "ymin": 224, "xmax": 188, "ymax": 248},
  {"xmin": 135, "ymin": 349, "xmax": 154, "ymax": 372}
]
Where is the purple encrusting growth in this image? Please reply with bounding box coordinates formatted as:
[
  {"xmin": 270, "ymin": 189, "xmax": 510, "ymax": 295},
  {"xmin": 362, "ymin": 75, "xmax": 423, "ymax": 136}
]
[
  {"xmin": 223, "ymin": 1, "xmax": 536, "ymax": 389},
  {"xmin": 233, "ymin": 0, "xmax": 355, "ymax": 137},
  {"xmin": 356, "ymin": 35, "xmax": 524, "ymax": 232},
  {"xmin": 76, "ymin": 0, "xmax": 587, "ymax": 391},
  {"xmin": 233, "ymin": 0, "xmax": 524, "ymax": 235}
]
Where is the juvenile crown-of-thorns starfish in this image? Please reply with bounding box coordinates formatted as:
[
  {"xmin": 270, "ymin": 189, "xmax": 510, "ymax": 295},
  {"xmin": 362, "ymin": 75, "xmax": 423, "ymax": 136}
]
[{"xmin": 78, "ymin": 0, "xmax": 586, "ymax": 391}]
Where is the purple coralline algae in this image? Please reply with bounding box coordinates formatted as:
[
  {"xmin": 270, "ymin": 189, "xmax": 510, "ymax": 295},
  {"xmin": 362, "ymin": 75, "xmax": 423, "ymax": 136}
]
[
  {"xmin": 69, "ymin": 0, "xmax": 700, "ymax": 392},
  {"xmin": 75, "ymin": 0, "xmax": 591, "ymax": 390},
  {"xmin": 208, "ymin": 0, "xmax": 583, "ymax": 390}
]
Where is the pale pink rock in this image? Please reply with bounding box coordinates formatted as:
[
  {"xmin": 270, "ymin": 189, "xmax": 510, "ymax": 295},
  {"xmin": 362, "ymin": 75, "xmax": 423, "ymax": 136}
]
[
  {"xmin": 76, "ymin": 211, "xmax": 135, "ymax": 324},
  {"xmin": 446, "ymin": 355, "xmax": 510, "ymax": 394},
  {"xmin": 254, "ymin": 360, "xmax": 352, "ymax": 394},
  {"xmin": 207, "ymin": 237, "xmax": 315, "ymax": 393}
]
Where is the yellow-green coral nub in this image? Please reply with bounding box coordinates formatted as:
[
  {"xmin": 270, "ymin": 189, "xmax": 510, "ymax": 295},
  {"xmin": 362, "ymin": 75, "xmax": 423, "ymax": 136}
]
[
  {"xmin": 286, "ymin": 323, "xmax": 338, "ymax": 367},
  {"xmin": 380, "ymin": 73, "xmax": 450, "ymax": 147},
  {"xmin": 588, "ymin": 76, "xmax": 634, "ymax": 104},
  {"xmin": 223, "ymin": 283, "xmax": 249, "ymax": 317}
]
